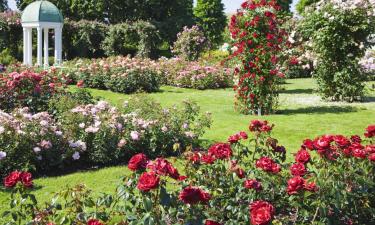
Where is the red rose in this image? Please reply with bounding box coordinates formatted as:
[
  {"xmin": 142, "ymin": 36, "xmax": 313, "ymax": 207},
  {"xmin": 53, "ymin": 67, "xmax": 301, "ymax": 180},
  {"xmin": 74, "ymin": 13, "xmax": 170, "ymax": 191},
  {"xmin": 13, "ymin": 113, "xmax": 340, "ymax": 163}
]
[
  {"xmin": 350, "ymin": 143, "xmax": 366, "ymax": 159},
  {"xmin": 304, "ymin": 181, "xmax": 318, "ymax": 192},
  {"xmin": 365, "ymin": 145, "xmax": 375, "ymax": 154},
  {"xmin": 188, "ymin": 152, "xmax": 201, "ymax": 163},
  {"xmin": 256, "ymin": 157, "xmax": 281, "ymax": 174},
  {"xmin": 302, "ymin": 139, "xmax": 314, "ymax": 150},
  {"xmin": 314, "ymin": 136, "xmax": 331, "ymax": 150},
  {"xmin": 287, "ymin": 176, "xmax": 305, "ymax": 195},
  {"xmin": 77, "ymin": 80, "xmax": 85, "ymax": 88},
  {"xmin": 295, "ymin": 149, "xmax": 311, "ymax": 164},
  {"xmin": 333, "ymin": 135, "xmax": 350, "ymax": 148},
  {"xmin": 249, "ymin": 200, "xmax": 275, "ymax": 225},
  {"xmin": 208, "ymin": 143, "xmax": 232, "ymax": 159},
  {"xmin": 249, "ymin": 120, "xmax": 271, "ymax": 132},
  {"xmin": 350, "ymin": 135, "xmax": 362, "ymax": 143},
  {"xmin": 128, "ymin": 153, "xmax": 148, "ymax": 171},
  {"xmin": 364, "ymin": 125, "xmax": 375, "ymax": 138},
  {"xmin": 4, "ymin": 171, "xmax": 21, "ymax": 188},
  {"xmin": 205, "ymin": 220, "xmax": 222, "ymax": 225},
  {"xmin": 290, "ymin": 163, "xmax": 306, "ymax": 176},
  {"xmin": 239, "ymin": 131, "xmax": 248, "ymax": 139},
  {"xmin": 244, "ymin": 179, "xmax": 262, "ymax": 191},
  {"xmin": 137, "ymin": 171, "xmax": 160, "ymax": 192},
  {"xmin": 179, "ymin": 186, "xmax": 211, "ymax": 205},
  {"xmin": 87, "ymin": 219, "xmax": 104, "ymax": 225},
  {"xmin": 20, "ymin": 172, "xmax": 33, "ymax": 188},
  {"xmin": 147, "ymin": 158, "xmax": 182, "ymax": 179},
  {"xmin": 201, "ymin": 153, "xmax": 216, "ymax": 164},
  {"xmin": 368, "ymin": 153, "xmax": 375, "ymax": 162},
  {"xmin": 228, "ymin": 134, "xmax": 241, "ymax": 143}
]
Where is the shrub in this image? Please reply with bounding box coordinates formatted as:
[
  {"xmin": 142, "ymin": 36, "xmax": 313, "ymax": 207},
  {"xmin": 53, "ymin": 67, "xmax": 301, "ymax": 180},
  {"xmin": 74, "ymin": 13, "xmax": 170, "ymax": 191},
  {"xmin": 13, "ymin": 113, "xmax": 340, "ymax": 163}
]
[
  {"xmin": 0, "ymin": 97, "xmax": 212, "ymax": 178},
  {"xmin": 158, "ymin": 57, "xmax": 233, "ymax": 89},
  {"xmin": 2, "ymin": 122, "xmax": 374, "ymax": 224},
  {"xmin": 172, "ymin": 25, "xmax": 208, "ymax": 61},
  {"xmin": 65, "ymin": 56, "xmax": 162, "ymax": 94},
  {"xmin": 229, "ymin": 0, "xmax": 288, "ymax": 115},
  {"xmin": 299, "ymin": 0, "xmax": 375, "ymax": 102},
  {"xmin": 359, "ymin": 48, "xmax": 375, "ymax": 80},
  {"xmin": 0, "ymin": 69, "xmax": 66, "ymax": 112},
  {"xmin": 0, "ymin": 11, "xmax": 22, "ymax": 60}
]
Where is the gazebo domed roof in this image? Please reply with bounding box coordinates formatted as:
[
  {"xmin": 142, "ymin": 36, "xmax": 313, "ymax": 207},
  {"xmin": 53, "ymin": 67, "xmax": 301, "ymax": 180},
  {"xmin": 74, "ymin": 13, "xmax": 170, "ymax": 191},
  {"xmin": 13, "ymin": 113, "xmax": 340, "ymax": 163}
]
[{"xmin": 21, "ymin": 1, "xmax": 63, "ymax": 24}]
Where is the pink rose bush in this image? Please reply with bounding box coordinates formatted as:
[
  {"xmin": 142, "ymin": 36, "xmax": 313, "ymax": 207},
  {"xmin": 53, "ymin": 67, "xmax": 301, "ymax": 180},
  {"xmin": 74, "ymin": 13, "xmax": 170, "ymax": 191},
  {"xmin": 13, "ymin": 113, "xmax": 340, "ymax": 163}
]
[
  {"xmin": 0, "ymin": 97, "xmax": 211, "ymax": 179},
  {"xmin": 2, "ymin": 121, "xmax": 375, "ymax": 224}
]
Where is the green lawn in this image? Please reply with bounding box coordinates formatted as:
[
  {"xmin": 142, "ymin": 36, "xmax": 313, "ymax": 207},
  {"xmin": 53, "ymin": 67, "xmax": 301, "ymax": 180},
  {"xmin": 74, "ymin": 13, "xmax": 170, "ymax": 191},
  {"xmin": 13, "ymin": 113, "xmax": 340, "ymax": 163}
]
[{"xmin": 0, "ymin": 78, "xmax": 374, "ymax": 217}]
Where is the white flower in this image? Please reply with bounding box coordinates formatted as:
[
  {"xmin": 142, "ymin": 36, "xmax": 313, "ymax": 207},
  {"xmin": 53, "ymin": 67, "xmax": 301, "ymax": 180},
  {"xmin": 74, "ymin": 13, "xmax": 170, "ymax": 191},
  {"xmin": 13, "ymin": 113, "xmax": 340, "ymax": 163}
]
[
  {"xmin": 183, "ymin": 123, "xmax": 189, "ymax": 129},
  {"xmin": 72, "ymin": 152, "xmax": 80, "ymax": 160},
  {"xmin": 79, "ymin": 123, "xmax": 85, "ymax": 128},
  {"xmin": 118, "ymin": 139, "xmax": 127, "ymax": 148},
  {"xmin": 0, "ymin": 151, "xmax": 6, "ymax": 160},
  {"xmin": 130, "ymin": 131, "xmax": 140, "ymax": 141},
  {"xmin": 33, "ymin": 147, "xmax": 41, "ymax": 153},
  {"xmin": 185, "ymin": 131, "xmax": 195, "ymax": 138},
  {"xmin": 40, "ymin": 120, "xmax": 48, "ymax": 126},
  {"xmin": 40, "ymin": 140, "xmax": 52, "ymax": 149},
  {"xmin": 0, "ymin": 126, "xmax": 4, "ymax": 134},
  {"xmin": 85, "ymin": 126, "xmax": 99, "ymax": 133},
  {"xmin": 55, "ymin": 130, "xmax": 63, "ymax": 136},
  {"xmin": 161, "ymin": 126, "xmax": 168, "ymax": 132}
]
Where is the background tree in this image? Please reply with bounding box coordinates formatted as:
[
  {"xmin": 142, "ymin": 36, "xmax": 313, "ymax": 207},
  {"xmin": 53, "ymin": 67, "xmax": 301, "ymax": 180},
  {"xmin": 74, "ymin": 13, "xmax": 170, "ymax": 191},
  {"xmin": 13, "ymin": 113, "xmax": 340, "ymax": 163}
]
[
  {"xmin": 295, "ymin": 0, "xmax": 319, "ymax": 14},
  {"xmin": 277, "ymin": 0, "xmax": 293, "ymax": 12},
  {"xmin": 0, "ymin": 0, "xmax": 8, "ymax": 12},
  {"xmin": 194, "ymin": 0, "xmax": 227, "ymax": 47}
]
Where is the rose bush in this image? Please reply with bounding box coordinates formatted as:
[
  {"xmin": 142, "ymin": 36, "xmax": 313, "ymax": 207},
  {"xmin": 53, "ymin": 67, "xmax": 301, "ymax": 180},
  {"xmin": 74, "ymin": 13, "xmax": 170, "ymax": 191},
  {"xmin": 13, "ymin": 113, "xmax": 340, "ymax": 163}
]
[
  {"xmin": 0, "ymin": 95, "xmax": 211, "ymax": 179},
  {"xmin": 229, "ymin": 0, "xmax": 288, "ymax": 115},
  {"xmin": 2, "ymin": 122, "xmax": 375, "ymax": 224}
]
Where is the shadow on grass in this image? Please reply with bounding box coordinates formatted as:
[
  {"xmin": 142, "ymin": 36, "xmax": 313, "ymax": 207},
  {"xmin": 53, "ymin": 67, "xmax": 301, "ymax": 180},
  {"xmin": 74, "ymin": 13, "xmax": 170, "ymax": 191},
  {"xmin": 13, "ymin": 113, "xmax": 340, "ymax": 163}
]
[
  {"xmin": 0, "ymin": 185, "xmax": 43, "ymax": 193},
  {"xmin": 362, "ymin": 96, "xmax": 375, "ymax": 102},
  {"xmin": 280, "ymin": 88, "xmax": 314, "ymax": 94},
  {"xmin": 157, "ymin": 89, "xmax": 184, "ymax": 94},
  {"xmin": 277, "ymin": 106, "xmax": 358, "ymax": 115}
]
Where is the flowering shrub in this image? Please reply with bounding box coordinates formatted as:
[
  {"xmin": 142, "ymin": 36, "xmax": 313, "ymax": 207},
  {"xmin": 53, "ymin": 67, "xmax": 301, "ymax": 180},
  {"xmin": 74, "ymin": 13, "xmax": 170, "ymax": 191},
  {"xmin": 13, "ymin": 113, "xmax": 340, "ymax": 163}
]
[
  {"xmin": 63, "ymin": 56, "xmax": 162, "ymax": 94},
  {"xmin": 229, "ymin": 0, "xmax": 288, "ymax": 115},
  {"xmin": 0, "ymin": 69, "xmax": 66, "ymax": 112},
  {"xmin": 158, "ymin": 57, "xmax": 233, "ymax": 89},
  {"xmin": 172, "ymin": 25, "xmax": 208, "ymax": 61},
  {"xmin": 359, "ymin": 48, "xmax": 375, "ymax": 80},
  {"xmin": 0, "ymin": 97, "xmax": 211, "ymax": 178},
  {"xmin": 2, "ymin": 121, "xmax": 375, "ymax": 224},
  {"xmin": 299, "ymin": 0, "xmax": 375, "ymax": 101}
]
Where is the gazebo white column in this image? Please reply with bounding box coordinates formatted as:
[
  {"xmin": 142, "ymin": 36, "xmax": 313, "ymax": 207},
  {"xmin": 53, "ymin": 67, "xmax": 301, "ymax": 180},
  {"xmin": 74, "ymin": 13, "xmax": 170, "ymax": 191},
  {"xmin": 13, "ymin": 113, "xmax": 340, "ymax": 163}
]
[
  {"xmin": 23, "ymin": 28, "xmax": 27, "ymax": 65},
  {"xmin": 37, "ymin": 27, "xmax": 43, "ymax": 66},
  {"xmin": 44, "ymin": 28, "xmax": 49, "ymax": 67},
  {"xmin": 26, "ymin": 28, "xmax": 33, "ymax": 66},
  {"xmin": 54, "ymin": 27, "xmax": 62, "ymax": 65}
]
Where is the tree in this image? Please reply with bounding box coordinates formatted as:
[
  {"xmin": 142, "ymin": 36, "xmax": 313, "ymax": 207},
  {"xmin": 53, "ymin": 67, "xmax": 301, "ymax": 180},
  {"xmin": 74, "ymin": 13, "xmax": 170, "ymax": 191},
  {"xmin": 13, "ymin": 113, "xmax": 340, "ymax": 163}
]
[
  {"xmin": 194, "ymin": 0, "xmax": 227, "ymax": 47},
  {"xmin": 277, "ymin": 0, "xmax": 293, "ymax": 12},
  {"xmin": 0, "ymin": 0, "xmax": 8, "ymax": 12},
  {"xmin": 295, "ymin": 0, "xmax": 319, "ymax": 14}
]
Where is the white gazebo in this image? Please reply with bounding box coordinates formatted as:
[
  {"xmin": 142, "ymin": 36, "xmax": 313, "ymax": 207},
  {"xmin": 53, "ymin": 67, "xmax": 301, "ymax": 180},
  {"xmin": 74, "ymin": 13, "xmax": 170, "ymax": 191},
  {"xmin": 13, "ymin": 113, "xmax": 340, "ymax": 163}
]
[{"xmin": 21, "ymin": 0, "xmax": 63, "ymax": 67}]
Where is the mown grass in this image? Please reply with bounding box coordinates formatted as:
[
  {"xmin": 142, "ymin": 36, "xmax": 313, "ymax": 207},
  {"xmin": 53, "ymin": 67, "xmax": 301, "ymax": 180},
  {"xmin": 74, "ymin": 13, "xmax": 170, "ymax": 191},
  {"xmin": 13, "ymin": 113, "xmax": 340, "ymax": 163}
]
[{"xmin": 0, "ymin": 78, "xmax": 374, "ymax": 216}]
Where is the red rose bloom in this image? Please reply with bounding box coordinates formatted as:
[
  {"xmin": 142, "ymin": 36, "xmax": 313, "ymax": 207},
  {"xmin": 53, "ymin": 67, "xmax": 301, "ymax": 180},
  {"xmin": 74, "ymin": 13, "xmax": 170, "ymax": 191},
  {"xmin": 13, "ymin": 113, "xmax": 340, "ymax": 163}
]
[
  {"xmin": 4, "ymin": 171, "xmax": 21, "ymax": 188},
  {"xmin": 295, "ymin": 149, "xmax": 311, "ymax": 164},
  {"xmin": 256, "ymin": 157, "xmax": 281, "ymax": 174},
  {"xmin": 333, "ymin": 135, "xmax": 350, "ymax": 148},
  {"xmin": 290, "ymin": 163, "xmax": 307, "ymax": 176},
  {"xmin": 244, "ymin": 179, "xmax": 262, "ymax": 191},
  {"xmin": 77, "ymin": 80, "xmax": 85, "ymax": 88},
  {"xmin": 249, "ymin": 120, "xmax": 272, "ymax": 132},
  {"xmin": 147, "ymin": 158, "xmax": 183, "ymax": 180},
  {"xmin": 20, "ymin": 172, "xmax": 33, "ymax": 188},
  {"xmin": 368, "ymin": 153, "xmax": 375, "ymax": 162},
  {"xmin": 228, "ymin": 134, "xmax": 241, "ymax": 143},
  {"xmin": 201, "ymin": 153, "xmax": 216, "ymax": 164},
  {"xmin": 350, "ymin": 135, "xmax": 362, "ymax": 143},
  {"xmin": 249, "ymin": 200, "xmax": 275, "ymax": 225},
  {"xmin": 302, "ymin": 139, "xmax": 314, "ymax": 150},
  {"xmin": 137, "ymin": 171, "xmax": 160, "ymax": 192},
  {"xmin": 239, "ymin": 131, "xmax": 248, "ymax": 139},
  {"xmin": 179, "ymin": 186, "xmax": 211, "ymax": 205},
  {"xmin": 365, "ymin": 145, "xmax": 375, "ymax": 154},
  {"xmin": 304, "ymin": 181, "xmax": 318, "ymax": 192},
  {"xmin": 287, "ymin": 176, "xmax": 305, "ymax": 195},
  {"xmin": 205, "ymin": 220, "xmax": 222, "ymax": 225},
  {"xmin": 350, "ymin": 143, "xmax": 367, "ymax": 159},
  {"xmin": 128, "ymin": 153, "xmax": 148, "ymax": 171},
  {"xmin": 87, "ymin": 219, "xmax": 104, "ymax": 225},
  {"xmin": 364, "ymin": 125, "xmax": 375, "ymax": 138},
  {"xmin": 208, "ymin": 143, "xmax": 232, "ymax": 159}
]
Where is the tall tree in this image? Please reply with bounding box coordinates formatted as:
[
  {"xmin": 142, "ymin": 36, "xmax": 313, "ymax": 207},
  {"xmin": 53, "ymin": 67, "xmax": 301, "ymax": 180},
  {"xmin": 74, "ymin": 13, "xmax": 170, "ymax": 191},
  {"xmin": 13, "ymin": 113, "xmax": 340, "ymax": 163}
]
[
  {"xmin": 194, "ymin": 0, "xmax": 227, "ymax": 47},
  {"xmin": 296, "ymin": 0, "xmax": 319, "ymax": 14},
  {"xmin": 277, "ymin": 0, "xmax": 293, "ymax": 12},
  {"xmin": 0, "ymin": 0, "xmax": 8, "ymax": 12}
]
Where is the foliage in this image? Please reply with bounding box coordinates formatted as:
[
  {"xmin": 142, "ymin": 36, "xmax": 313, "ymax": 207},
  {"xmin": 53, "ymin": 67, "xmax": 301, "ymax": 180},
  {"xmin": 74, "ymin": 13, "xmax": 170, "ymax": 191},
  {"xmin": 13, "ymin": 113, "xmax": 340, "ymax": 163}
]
[
  {"xmin": 172, "ymin": 26, "xmax": 208, "ymax": 61},
  {"xmin": 0, "ymin": 69, "xmax": 66, "ymax": 113},
  {"xmin": 2, "ymin": 121, "xmax": 375, "ymax": 224},
  {"xmin": 229, "ymin": 0, "xmax": 288, "ymax": 115},
  {"xmin": 0, "ymin": 48, "xmax": 17, "ymax": 66},
  {"xmin": 0, "ymin": 0, "xmax": 7, "ymax": 12},
  {"xmin": 359, "ymin": 48, "xmax": 375, "ymax": 80},
  {"xmin": 158, "ymin": 57, "xmax": 233, "ymax": 89},
  {"xmin": 64, "ymin": 56, "xmax": 162, "ymax": 94},
  {"xmin": 295, "ymin": 0, "xmax": 319, "ymax": 15},
  {"xmin": 0, "ymin": 97, "xmax": 212, "ymax": 179},
  {"xmin": 0, "ymin": 11, "xmax": 22, "ymax": 60},
  {"xmin": 102, "ymin": 21, "xmax": 161, "ymax": 58},
  {"xmin": 194, "ymin": 0, "xmax": 227, "ymax": 47},
  {"xmin": 299, "ymin": 0, "xmax": 375, "ymax": 102},
  {"xmin": 276, "ymin": 0, "xmax": 293, "ymax": 12}
]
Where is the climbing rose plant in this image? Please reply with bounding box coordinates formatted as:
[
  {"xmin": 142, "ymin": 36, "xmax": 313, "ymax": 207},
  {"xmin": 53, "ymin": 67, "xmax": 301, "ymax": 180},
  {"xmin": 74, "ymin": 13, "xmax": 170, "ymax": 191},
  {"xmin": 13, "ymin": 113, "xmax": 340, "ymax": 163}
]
[{"xmin": 229, "ymin": 0, "xmax": 288, "ymax": 115}]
